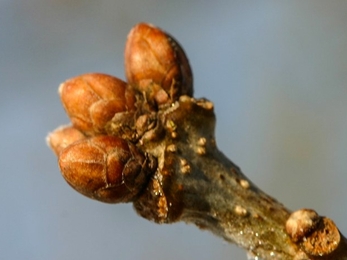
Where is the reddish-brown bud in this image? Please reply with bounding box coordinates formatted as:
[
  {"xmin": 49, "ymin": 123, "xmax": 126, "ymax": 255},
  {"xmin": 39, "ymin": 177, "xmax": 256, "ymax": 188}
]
[
  {"xmin": 58, "ymin": 135, "xmax": 156, "ymax": 203},
  {"xmin": 59, "ymin": 73, "xmax": 137, "ymax": 135},
  {"xmin": 46, "ymin": 125, "xmax": 86, "ymax": 155},
  {"xmin": 125, "ymin": 23, "xmax": 193, "ymax": 105}
]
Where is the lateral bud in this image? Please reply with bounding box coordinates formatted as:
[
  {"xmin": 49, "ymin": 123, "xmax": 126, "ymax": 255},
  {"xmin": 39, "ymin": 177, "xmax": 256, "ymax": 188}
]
[
  {"xmin": 58, "ymin": 135, "xmax": 157, "ymax": 203},
  {"xmin": 59, "ymin": 73, "xmax": 137, "ymax": 135},
  {"xmin": 46, "ymin": 125, "xmax": 86, "ymax": 155}
]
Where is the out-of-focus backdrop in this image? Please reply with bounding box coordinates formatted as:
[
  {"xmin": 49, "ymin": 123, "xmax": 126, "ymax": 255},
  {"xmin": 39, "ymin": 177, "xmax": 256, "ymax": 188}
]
[{"xmin": 1, "ymin": 1, "xmax": 347, "ymax": 259}]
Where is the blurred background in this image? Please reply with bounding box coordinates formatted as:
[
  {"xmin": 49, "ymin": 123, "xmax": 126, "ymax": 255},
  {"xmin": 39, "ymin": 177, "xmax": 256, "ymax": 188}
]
[{"xmin": 1, "ymin": 1, "xmax": 347, "ymax": 259}]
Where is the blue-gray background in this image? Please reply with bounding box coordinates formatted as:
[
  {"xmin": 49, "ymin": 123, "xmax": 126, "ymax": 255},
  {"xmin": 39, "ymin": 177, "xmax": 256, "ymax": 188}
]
[{"xmin": 1, "ymin": 1, "xmax": 347, "ymax": 259}]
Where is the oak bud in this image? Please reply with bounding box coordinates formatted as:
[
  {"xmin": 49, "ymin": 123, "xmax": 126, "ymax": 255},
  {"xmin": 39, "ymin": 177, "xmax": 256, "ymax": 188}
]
[
  {"xmin": 125, "ymin": 23, "xmax": 193, "ymax": 105},
  {"xmin": 59, "ymin": 73, "xmax": 137, "ymax": 135},
  {"xmin": 58, "ymin": 135, "xmax": 156, "ymax": 203},
  {"xmin": 46, "ymin": 125, "xmax": 86, "ymax": 155}
]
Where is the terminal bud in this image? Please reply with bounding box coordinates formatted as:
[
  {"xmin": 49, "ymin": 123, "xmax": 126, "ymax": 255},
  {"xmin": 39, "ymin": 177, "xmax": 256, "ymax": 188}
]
[{"xmin": 125, "ymin": 23, "xmax": 193, "ymax": 105}]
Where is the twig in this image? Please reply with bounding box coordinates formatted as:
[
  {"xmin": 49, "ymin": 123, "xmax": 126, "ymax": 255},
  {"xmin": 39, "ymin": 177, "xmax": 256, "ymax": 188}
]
[{"xmin": 46, "ymin": 23, "xmax": 347, "ymax": 260}]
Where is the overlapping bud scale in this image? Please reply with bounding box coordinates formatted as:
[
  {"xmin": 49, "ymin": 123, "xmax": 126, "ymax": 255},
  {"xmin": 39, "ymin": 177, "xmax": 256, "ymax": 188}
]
[{"xmin": 48, "ymin": 23, "xmax": 194, "ymax": 204}]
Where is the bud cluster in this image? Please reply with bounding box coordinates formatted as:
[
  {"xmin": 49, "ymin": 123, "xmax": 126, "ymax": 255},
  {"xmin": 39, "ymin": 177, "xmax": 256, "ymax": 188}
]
[{"xmin": 47, "ymin": 23, "xmax": 193, "ymax": 203}]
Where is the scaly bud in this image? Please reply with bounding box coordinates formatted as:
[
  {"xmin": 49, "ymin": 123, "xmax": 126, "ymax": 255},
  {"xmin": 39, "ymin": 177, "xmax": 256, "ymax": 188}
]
[
  {"xmin": 59, "ymin": 73, "xmax": 137, "ymax": 135},
  {"xmin": 58, "ymin": 135, "xmax": 156, "ymax": 203},
  {"xmin": 46, "ymin": 125, "xmax": 86, "ymax": 155},
  {"xmin": 125, "ymin": 23, "xmax": 193, "ymax": 105}
]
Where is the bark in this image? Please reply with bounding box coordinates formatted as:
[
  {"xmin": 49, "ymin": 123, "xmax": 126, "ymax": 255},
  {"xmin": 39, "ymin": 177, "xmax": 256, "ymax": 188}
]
[{"xmin": 131, "ymin": 96, "xmax": 347, "ymax": 260}]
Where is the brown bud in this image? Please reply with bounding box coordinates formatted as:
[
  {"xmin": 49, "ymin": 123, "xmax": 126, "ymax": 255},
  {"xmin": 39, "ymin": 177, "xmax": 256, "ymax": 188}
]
[
  {"xmin": 58, "ymin": 135, "xmax": 156, "ymax": 203},
  {"xmin": 125, "ymin": 23, "xmax": 193, "ymax": 105},
  {"xmin": 59, "ymin": 73, "xmax": 137, "ymax": 135},
  {"xmin": 46, "ymin": 125, "xmax": 86, "ymax": 155}
]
